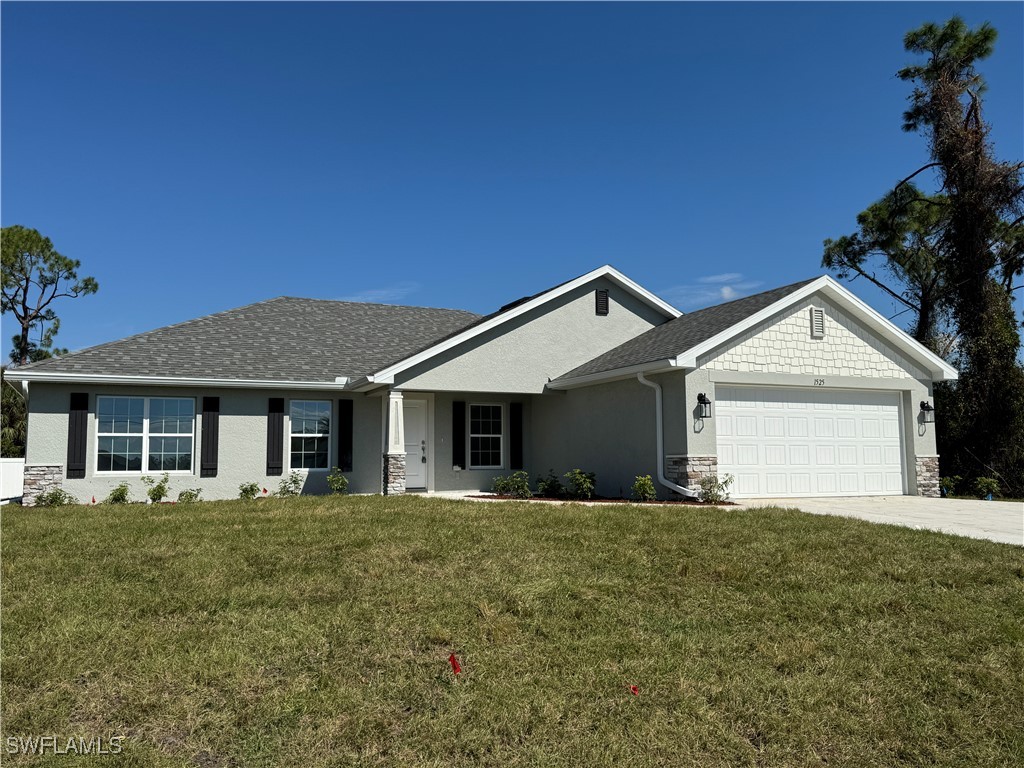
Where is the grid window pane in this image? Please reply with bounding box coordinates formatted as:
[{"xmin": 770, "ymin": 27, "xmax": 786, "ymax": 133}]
[
  {"xmin": 291, "ymin": 436, "xmax": 329, "ymax": 469},
  {"xmin": 290, "ymin": 401, "xmax": 330, "ymax": 469},
  {"xmin": 469, "ymin": 405, "xmax": 502, "ymax": 468},
  {"xmin": 98, "ymin": 396, "xmax": 144, "ymax": 434},
  {"xmin": 148, "ymin": 436, "xmax": 192, "ymax": 472},
  {"xmin": 150, "ymin": 398, "xmax": 195, "ymax": 435},
  {"xmin": 98, "ymin": 436, "xmax": 143, "ymax": 472}
]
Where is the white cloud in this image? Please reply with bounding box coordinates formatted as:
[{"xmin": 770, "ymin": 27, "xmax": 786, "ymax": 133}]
[
  {"xmin": 338, "ymin": 281, "xmax": 420, "ymax": 304},
  {"xmin": 658, "ymin": 273, "xmax": 762, "ymax": 311},
  {"xmin": 696, "ymin": 273, "xmax": 743, "ymax": 284}
]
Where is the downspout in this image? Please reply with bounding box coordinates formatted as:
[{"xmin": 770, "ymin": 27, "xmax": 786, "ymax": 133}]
[{"xmin": 636, "ymin": 372, "xmax": 700, "ymax": 499}]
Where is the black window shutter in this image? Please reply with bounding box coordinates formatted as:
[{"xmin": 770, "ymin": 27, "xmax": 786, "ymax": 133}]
[
  {"xmin": 200, "ymin": 397, "xmax": 220, "ymax": 478},
  {"xmin": 595, "ymin": 289, "xmax": 609, "ymax": 316},
  {"xmin": 510, "ymin": 402, "xmax": 523, "ymax": 470},
  {"xmin": 267, "ymin": 397, "xmax": 285, "ymax": 476},
  {"xmin": 452, "ymin": 401, "xmax": 466, "ymax": 470},
  {"xmin": 66, "ymin": 392, "xmax": 88, "ymax": 479},
  {"xmin": 338, "ymin": 399, "xmax": 353, "ymax": 472}
]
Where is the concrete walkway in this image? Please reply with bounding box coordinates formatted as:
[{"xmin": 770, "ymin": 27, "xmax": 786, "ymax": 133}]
[{"xmin": 734, "ymin": 495, "xmax": 1024, "ymax": 546}]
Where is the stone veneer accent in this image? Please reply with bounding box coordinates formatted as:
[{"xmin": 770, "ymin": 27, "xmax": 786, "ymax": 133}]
[
  {"xmin": 665, "ymin": 455, "xmax": 719, "ymax": 489},
  {"xmin": 916, "ymin": 455, "xmax": 940, "ymax": 498},
  {"xmin": 383, "ymin": 453, "xmax": 406, "ymax": 495},
  {"xmin": 700, "ymin": 298, "xmax": 928, "ymax": 379},
  {"xmin": 22, "ymin": 464, "xmax": 64, "ymax": 507}
]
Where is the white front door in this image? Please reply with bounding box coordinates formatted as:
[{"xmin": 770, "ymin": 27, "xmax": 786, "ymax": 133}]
[
  {"xmin": 403, "ymin": 399, "xmax": 428, "ymax": 490},
  {"xmin": 716, "ymin": 385, "xmax": 905, "ymax": 498}
]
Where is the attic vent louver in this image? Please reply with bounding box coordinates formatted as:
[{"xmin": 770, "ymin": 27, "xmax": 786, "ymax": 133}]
[
  {"xmin": 810, "ymin": 307, "xmax": 825, "ymax": 339},
  {"xmin": 595, "ymin": 289, "xmax": 609, "ymax": 316}
]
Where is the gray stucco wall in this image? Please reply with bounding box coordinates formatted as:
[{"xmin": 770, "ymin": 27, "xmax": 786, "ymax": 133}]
[
  {"xmin": 395, "ymin": 277, "xmax": 668, "ymax": 393},
  {"xmin": 531, "ymin": 377, "xmax": 660, "ymax": 499},
  {"xmin": 25, "ymin": 383, "xmax": 382, "ymax": 502}
]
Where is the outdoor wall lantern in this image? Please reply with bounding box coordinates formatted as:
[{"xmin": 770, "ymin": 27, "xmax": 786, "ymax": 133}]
[
  {"xmin": 920, "ymin": 400, "xmax": 935, "ymax": 423},
  {"xmin": 697, "ymin": 393, "xmax": 713, "ymax": 419}
]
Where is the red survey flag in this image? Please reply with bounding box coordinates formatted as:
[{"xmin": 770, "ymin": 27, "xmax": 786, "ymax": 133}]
[
  {"xmin": 629, "ymin": 685, "xmax": 640, "ymax": 696},
  {"xmin": 448, "ymin": 653, "xmax": 461, "ymax": 675}
]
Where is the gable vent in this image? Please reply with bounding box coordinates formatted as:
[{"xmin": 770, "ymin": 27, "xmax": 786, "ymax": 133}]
[
  {"xmin": 595, "ymin": 289, "xmax": 609, "ymax": 316},
  {"xmin": 810, "ymin": 307, "xmax": 825, "ymax": 339}
]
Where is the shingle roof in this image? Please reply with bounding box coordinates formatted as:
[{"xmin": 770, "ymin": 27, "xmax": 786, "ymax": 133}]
[
  {"xmin": 557, "ymin": 278, "xmax": 820, "ymax": 380},
  {"xmin": 17, "ymin": 297, "xmax": 481, "ymax": 382}
]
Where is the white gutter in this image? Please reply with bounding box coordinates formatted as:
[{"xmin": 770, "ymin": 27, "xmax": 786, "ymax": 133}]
[
  {"xmin": 546, "ymin": 359, "xmax": 678, "ymax": 390},
  {"xmin": 2, "ymin": 371, "xmax": 350, "ymax": 390},
  {"xmin": 636, "ymin": 372, "xmax": 700, "ymax": 500}
]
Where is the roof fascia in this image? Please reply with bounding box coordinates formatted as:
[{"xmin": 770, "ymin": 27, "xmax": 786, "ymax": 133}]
[
  {"xmin": 674, "ymin": 276, "xmax": 958, "ymax": 381},
  {"xmin": 368, "ymin": 265, "xmax": 682, "ymax": 385},
  {"xmin": 546, "ymin": 359, "xmax": 679, "ymax": 390},
  {"xmin": 4, "ymin": 371, "xmax": 351, "ymax": 390}
]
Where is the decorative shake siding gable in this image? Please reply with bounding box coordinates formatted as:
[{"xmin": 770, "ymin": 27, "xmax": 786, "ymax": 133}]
[{"xmin": 699, "ymin": 297, "xmax": 929, "ymax": 380}]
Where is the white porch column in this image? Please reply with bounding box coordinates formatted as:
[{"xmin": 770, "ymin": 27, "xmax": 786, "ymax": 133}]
[
  {"xmin": 384, "ymin": 390, "xmax": 407, "ymax": 495},
  {"xmin": 387, "ymin": 390, "xmax": 405, "ymax": 454}
]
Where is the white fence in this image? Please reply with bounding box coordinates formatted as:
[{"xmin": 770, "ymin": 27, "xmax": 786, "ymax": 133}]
[{"xmin": 1, "ymin": 457, "xmax": 25, "ymax": 503}]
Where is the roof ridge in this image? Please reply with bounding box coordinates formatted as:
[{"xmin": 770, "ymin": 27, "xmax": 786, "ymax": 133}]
[
  {"xmin": 275, "ymin": 295, "xmax": 480, "ymax": 315},
  {"xmin": 682, "ymin": 276, "xmax": 821, "ymax": 315}
]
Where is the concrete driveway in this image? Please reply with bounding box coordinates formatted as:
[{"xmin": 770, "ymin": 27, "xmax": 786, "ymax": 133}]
[{"xmin": 734, "ymin": 495, "xmax": 1024, "ymax": 546}]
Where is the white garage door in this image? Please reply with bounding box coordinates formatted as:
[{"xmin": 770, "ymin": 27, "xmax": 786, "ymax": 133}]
[{"xmin": 716, "ymin": 386, "xmax": 905, "ymax": 498}]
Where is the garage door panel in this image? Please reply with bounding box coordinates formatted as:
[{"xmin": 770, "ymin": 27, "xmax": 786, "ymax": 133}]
[{"xmin": 717, "ymin": 386, "xmax": 905, "ymax": 498}]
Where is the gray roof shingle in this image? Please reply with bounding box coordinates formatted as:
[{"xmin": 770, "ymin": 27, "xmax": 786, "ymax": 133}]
[
  {"xmin": 557, "ymin": 277, "xmax": 820, "ymax": 380},
  {"xmin": 18, "ymin": 297, "xmax": 480, "ymax": 382}
]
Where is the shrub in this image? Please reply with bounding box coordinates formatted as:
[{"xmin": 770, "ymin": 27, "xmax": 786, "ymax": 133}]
[
  {"xmin": 177, "ymin": 488, "xmax": 202, "ymax": 503},
  {"xmin": 327, "ymin": 467, "xmax": 349, "ymax": 495},
  {"xmin": 238, "ymin": 482, "xmax": 260, "ymax": 501},
  {"xmin": 35, "ymin": 487, "xmax": 78, "ymax": 507},
  {"xmin": 535, "ymin": 470, "xmax": 564, "ymax": 499},
  {"xmin": 939, "ymin": 475, "xmax": 962, "ymax": 497},
  {"xmin": 142, "ymin": 473, "xmax": 171, "ymax": 503},
  {"xmin": 974, "ymin": 477, "xmax": 1000, "ymax": 499},
  {"xmin": 698, "ymin": 474, "xmax": 734, "ymax": 504},
  {"xmin": 104, "ymin": 482, "xmax": 132, "ymax": 505},
  {"xmin": 564, "ymin": 468, "xmax": 596, "ymax": 500},
  {"xmin": 491, "ymin": 470, "xmax": 531, "ymax": 499},
  {"xmin": 631, "ymin": 474, "xmax": 657, "ymax": 502},
  {"xmin": 277, "ymin": 471, "xmax": 304, "ymax": 498}
]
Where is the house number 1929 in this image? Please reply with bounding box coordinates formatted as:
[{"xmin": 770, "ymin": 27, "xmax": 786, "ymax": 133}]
[{"xmin": 813, "ymin": 378, "xmax": 826, "ymax": 386}]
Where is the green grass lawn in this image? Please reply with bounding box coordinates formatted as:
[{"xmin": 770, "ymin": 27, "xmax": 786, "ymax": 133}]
[{"xmin": 2, "ymin": 496, "xmax": 1022, "ymax": 767}]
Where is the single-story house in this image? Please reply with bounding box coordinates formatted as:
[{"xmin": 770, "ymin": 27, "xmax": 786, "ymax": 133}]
[{"xmin": 6, "ymin": 265, "xmax": 956, "ymax": 505}]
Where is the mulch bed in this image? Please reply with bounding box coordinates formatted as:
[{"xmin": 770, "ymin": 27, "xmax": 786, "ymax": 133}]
[{"xmin": 469, "ymin": 494, "xmax": 736, "ymax": 506}]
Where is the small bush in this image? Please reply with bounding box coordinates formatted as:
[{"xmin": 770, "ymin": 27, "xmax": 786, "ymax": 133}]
[
  {"xmin": 699, "ymin": 474, "xmax": 734, "ymax": 504},
  {"xmin": 142, "ymin": 473, "xmax": 171, "ymax": 503},
  {"xmin": 105, "ymin": 482, "xmax": 132, "ymax": 505},
  {"xmin": 238, "ymin": 482, "xmax": 260, "ymax": 501},
  {"xmin": 939, "ymin": 475, "xmax": 962, "ymax": 497},
  {"xmin": 535, "ymin": 470, "xmax": 564, "ymax": 499},
  {"xmin": 277, "ymin": 471, "xmax": 304, "ymax": 497},
  {"xmin": 177, "ymin": 488, "xmax": 202, "ymax": 503},
  {"xmin": 564, "ymin": 468, "xmax": 596, "ymax": 500},
  {"xmin": 974, "ymin": 477, "xmax": 1000, "ymax": 499},
  {"xmin": 326, "ymin": 467, "xmax": 349, "ymax": 495},
  {"xmin": 35, "ymin": 487, "xmax": 78, "ymax": 507},
  {"xmin": 632, "ymin": 474, "xmax": 657, "ymax": 502},
  {"xmin": 491, "ymin": 470, "xmax": 531, "ymax": 499}
]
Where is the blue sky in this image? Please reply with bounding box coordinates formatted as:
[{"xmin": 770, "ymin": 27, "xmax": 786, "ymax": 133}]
[{"xmin": 3, "ymin": 2, "xmax": 1022, "ymax": 358}]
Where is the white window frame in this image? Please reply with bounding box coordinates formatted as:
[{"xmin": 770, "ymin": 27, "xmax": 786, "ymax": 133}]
[
  {"xmin": 95, "ymin": 395, "xmax": 196, "ymax": 475},
  {"xmin": 287, "ymin": 399, "xmax": 332, "ymax": 472},
  {"xmin": 468, "ymin": 402, "xmax": 504, "ymax": 470}
]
